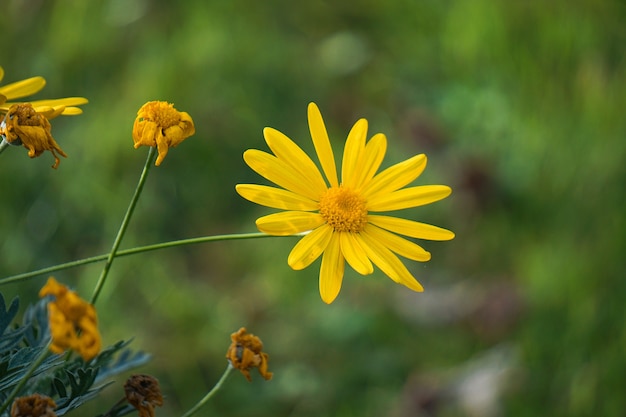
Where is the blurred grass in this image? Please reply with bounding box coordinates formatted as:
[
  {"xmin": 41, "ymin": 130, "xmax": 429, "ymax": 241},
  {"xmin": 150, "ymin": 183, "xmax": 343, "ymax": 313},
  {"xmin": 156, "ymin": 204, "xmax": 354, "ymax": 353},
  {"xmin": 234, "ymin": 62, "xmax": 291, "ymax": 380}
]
[{"xmin": 1, "ymin": 0, "xmax": 625, "ymax": 416}]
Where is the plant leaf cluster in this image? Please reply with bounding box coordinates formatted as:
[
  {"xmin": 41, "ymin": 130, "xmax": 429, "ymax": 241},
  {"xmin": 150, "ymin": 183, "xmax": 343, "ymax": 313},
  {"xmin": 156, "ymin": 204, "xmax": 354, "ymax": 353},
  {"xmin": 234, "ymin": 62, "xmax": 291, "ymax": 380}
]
[{"xmin": 0, "ymin": 293, "xmax": 150, "ymax": 416}]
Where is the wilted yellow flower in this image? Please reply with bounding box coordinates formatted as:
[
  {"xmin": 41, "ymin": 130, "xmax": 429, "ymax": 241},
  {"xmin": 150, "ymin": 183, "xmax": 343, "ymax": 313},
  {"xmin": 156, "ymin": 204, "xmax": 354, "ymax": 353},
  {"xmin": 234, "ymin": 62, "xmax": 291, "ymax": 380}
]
[
  {"xmin": 236, "ymin": 102, "xmax": 455, "ymax": 304},
  {"xmin": 39, "ymin": 277, "xmax": 101, "ymax": 361},
  {"xmin": 1, "ymin": 104, "xmax": 67, "ymax": 168},
  {"xmin": 11, "ymin": 394, "xmax": 56, "ymax": 417},
  {"xmin": 124, "ymin": 374, "xmax": 164, "ymax": 417},
  {"xmin": 132, "ymin": 101, "xmax": 195, "ymax": 166},
  {"xmin": 226, "ymin": 327, "xmax": 272, "ymax": 382}
]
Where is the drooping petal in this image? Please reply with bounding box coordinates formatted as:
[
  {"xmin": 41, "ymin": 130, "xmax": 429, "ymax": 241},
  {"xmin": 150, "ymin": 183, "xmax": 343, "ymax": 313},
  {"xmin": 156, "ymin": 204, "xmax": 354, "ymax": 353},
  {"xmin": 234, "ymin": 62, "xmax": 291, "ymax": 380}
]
[
  {"xmin": 308, "ymin": 102, "xmax": 339, "ymax": 187},
  {"xmin": 263, "ymin": 127, "xmax": 328, "ymax": 195},
  {"xmin": 288, "ymin": 225, "xmax": 334, "ymax": 270},
  {"xmin": 341, "ymin": 118, "xmax": 367, "ymax": 189},
  {"xmin": 243, "ymin": 149, "xmax": 323, "ymax": 201},
  {"xmin": 358, "ymin": 232, "xmax": 424, "ymax": 292},
  {"xmin": 256, "ymin": 211, "xmax": 325, "ymax": 235},
  {"xmin": 368, "ymin": 215, "xmax": 456, "ymax": 241},
  {"xmin": 236, "ymin": 184, "xmax": 319, "ymax": 211},
  {"xmin": 353, "ymin": 133, "xmax": 387, "ymax": 192},
  {"xmin": 340, "ymin": 232, "xmax": 374, "ymax": 275},
  {"xmin": 319, "ymin": 233, "xmax": 345, "ymax": 304},
  {"xmin": 367, "ymin": 185, "xmax": 452, "ymax": 211},
  {"xmin": 0, "ymin": 76, "xmax": 46, "ymax": 100},
  {"xmin": 363, "ymin": 224, "xmax": 431, "ymax": 261},
  {"xmin": 362, "ymin": 154, "xmax": 427, "ymax": 199}
]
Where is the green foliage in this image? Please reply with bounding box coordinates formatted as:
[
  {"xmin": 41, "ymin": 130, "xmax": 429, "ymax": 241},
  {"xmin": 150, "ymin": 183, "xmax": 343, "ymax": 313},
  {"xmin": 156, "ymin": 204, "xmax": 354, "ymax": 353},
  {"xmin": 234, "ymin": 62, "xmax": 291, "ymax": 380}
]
[{"xmin": 0, "ymin": 294, "xmax": 149, "ymax": 417}]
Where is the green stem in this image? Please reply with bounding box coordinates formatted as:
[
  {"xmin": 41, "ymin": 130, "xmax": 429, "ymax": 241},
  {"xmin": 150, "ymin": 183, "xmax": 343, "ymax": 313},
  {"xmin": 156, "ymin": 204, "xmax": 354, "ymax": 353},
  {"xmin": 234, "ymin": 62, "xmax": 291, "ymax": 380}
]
[
  {"xmin": 0, "ymin": 232, "xmax": 275, "ymax": 286},
  {"xmin": 0, "ymin": 340, "xmax": 52, "ymax": 415},
  {"xmin": 180, "ymin": 364, "xmax": 234, "ymax": 417},
  {"xmin": 0, "ymin": 139, "xmax": 10, "ymax": 156},
  {"xmin": 90, "ymin": 147, "xmax": 156, "ymax": 305}
]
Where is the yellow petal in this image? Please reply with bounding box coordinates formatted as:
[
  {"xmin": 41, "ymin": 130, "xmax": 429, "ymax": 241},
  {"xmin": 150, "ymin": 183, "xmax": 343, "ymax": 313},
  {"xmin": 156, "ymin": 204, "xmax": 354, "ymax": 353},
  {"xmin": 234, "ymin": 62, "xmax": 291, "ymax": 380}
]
[
  {"xmin": 367, "ymin": 185, "xmax": 452, "ymax": 211},
  {"xmin": 28, "ymin": 97, "xmax": 89, "ymax": 108},
  {"xmin": 243, "ymin": 149, "xmax": 323, "ymax": 201},
  {"xmin": 236, "ymin": 184, "xmax": 319, "ymax": 210},
  {"xmin": 288, "ymin": 225, "xmax": 333, "ymax": 270},
  {"xmin": 368, "ymin": 215, "xmax": 455, "ymax": 241},
  {"xmin": 308, "ymin": 102, "xmax": 338, "ymax": 187},
  {"xmin": 319, "ymin": 233, "xmax": 344, "ymax": 304},
  {"xmin": 363, "ymin": 224, "xmax": 431, "ymax": 261},
  {"xmin": 0, "ymin": 76, "xmax": 46, "ymax": 100},
  {"xmin": 341, "ymin": 118, "xmax": 367, "ymax": 189},
  {"xmin": 340, "ymin": 232, "xmax": 374, "ymax": 275},
  {"xmin": 353, "ymin": 133, "xmax": 387, "ymax": 192},
  {"xmin": 362, "ymin": 154, "xmax": 427, "ymax": 199},
  {"xmin": 263, "ymin": 127, "xmax": 329, "ymax": 195},
  {"xmin": 358, "ymin": 232, "xmax": 424, "ymax": 292},
  {"xmin": 256, "ymin": 211, "xmax": 325, "ymax": 235}
]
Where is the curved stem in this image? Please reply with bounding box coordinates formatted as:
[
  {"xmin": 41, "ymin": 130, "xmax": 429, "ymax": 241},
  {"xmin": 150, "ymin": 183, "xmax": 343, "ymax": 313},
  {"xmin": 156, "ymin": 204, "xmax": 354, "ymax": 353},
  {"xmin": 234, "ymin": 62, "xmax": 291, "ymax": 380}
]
[
  {"xmin": 180, "ymin": 364, "xmax": 234, "ymax": 417},
  {"xmin": 90, "ymin": 147, "xmax": 156, "ymax": 305},
  {"xmin": 0, "ymin": 340, "xmax": 52, "ymax": 415},
  {"xmin": 0, "ymin": 232, "xmax": 276, "ymax": 286},
  {"xmin": 0, "ymin": 138, "xmax": 10, "ymax": 155}
]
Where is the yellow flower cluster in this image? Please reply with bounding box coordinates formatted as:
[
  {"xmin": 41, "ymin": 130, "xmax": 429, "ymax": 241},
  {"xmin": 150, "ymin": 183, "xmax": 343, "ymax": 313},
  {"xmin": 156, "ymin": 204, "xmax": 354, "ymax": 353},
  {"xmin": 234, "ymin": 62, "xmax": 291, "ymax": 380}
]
[
  {"xmin": 0, "ymin": 66, "xmax": 87, "ymax": 168},
  {"xmin": 39, "ymin": 277, "xmax": 101, "ymax": 361}
]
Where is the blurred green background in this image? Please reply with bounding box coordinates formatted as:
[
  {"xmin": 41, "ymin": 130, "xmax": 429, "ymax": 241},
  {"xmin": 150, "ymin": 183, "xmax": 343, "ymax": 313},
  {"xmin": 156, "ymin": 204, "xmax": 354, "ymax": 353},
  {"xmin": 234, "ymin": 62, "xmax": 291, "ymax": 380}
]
[{"xmin": 1, "ymin": 0, "xmax": 625, "ymax": 416}]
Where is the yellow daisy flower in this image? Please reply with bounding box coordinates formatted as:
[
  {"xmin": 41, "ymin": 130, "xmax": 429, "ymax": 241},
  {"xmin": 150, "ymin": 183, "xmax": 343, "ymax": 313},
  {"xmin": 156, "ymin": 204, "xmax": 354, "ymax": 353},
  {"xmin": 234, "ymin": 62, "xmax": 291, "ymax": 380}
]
[{"xmin": 236, "ymin": 102, "xmax": 455, "ymax": 304}]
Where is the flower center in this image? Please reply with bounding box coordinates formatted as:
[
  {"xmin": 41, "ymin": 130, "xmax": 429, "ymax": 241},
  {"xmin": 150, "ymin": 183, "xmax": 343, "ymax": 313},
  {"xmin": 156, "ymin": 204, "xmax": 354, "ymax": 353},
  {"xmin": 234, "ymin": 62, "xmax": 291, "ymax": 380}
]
[
  {"xmin": 140, "ymin": 101, "xmax": 180, "ymax": 128},
  {"xmin": 319, "ymin": 186, "xmax": 368, "ymax": 233}
]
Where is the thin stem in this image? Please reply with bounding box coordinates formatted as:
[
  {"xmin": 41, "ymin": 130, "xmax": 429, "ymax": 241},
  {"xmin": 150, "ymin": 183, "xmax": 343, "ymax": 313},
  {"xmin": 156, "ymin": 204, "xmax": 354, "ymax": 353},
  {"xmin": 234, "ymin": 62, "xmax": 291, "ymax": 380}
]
[
  {"xmin": 0, "ymin": 340, "xmax": 52, "ymax": 415},
  {"xmin": 180, "ymin": 364, "xmax": 234, "ymax": 417},
  {"xmin": 0, "ymin": 232, "xmax": 276, "ymax": 286},
  {"xmin": 0, "ymin": 138, "xmax": 10, "ymax": 155},
  {"xmin": 90, "ymin": 147, "xmax": 156, "ymax": 305}
]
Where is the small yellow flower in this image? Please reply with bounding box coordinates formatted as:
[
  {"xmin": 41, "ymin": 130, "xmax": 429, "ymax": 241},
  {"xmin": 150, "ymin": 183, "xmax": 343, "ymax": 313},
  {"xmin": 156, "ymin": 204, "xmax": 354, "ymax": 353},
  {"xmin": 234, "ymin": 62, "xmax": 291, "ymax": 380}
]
[
  {"xmin": 11, "ymin": 394, "xmax": 56, "ymax": 417},
  {"xmin": 236, "ymin": 102, "xmax": 455, "ymax": 304},
  {"xmin": 132, "ymin": 101, "xmax": 195, "ymax": 166},
  {"xmin": 226, "ymin": 327, "xmax": 273, "ymax": 382},
  {"xmin": 124, "ymin": 374, "xmax": 164, "ymax": 417},
  {"xmin": 39, "ymin": 277, "xmax": 101, "ymax": 361}
]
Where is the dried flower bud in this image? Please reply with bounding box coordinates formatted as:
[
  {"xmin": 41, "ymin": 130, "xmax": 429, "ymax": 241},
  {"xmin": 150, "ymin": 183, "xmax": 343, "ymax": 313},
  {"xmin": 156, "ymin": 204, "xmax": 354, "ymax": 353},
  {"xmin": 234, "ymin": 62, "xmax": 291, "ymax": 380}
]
[
  {"xmin": 11, "ymin": 394, "xmax": 56, "ymax": 417},
  {"xmin": 124, "ymin": 374, "xmax": 164, "ymax": 417}
]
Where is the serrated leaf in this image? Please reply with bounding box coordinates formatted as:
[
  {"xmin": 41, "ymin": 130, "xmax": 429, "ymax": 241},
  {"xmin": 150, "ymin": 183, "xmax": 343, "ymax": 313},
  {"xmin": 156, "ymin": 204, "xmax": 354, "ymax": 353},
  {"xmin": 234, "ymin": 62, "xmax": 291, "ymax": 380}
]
[
  {"xmin": 55, "ymin": 380, "xmax": 114, "ymax": 416},
  {"xmin": 0, "ymin": 294, "xmax": 19, "ymax": 335},
  {"xmin": 53, "ymin": 377, "xmax": 68, "ymax": 397}
]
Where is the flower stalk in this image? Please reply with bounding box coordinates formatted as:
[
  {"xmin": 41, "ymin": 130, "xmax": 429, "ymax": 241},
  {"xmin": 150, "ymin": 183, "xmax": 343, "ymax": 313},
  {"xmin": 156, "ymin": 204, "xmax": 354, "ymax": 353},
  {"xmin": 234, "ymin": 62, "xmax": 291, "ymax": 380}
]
[
  {"xmin": 90, "ymin": 147, "xmax": 156, "ymax": 305},
  {"xmin": 180, "ymin": 364, "xmax": 234, "ymax": 417}
]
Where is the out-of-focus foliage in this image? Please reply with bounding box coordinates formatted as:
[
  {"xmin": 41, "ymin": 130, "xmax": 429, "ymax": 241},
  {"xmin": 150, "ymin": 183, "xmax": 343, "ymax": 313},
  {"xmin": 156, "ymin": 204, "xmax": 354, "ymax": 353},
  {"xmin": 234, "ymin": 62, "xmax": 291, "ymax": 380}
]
[{"xmin": 1, "ymin": 0, "xmax": 624, "ymax": 416}]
